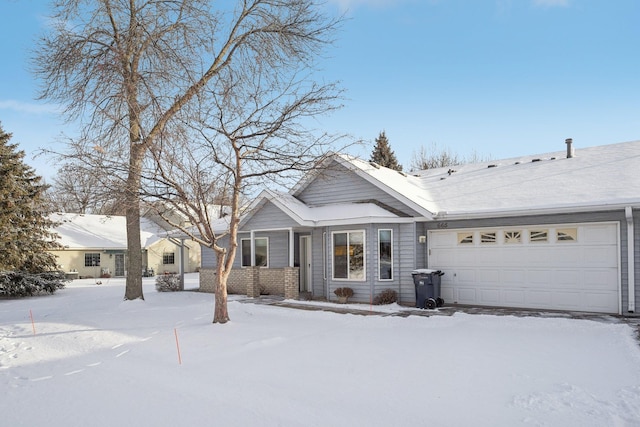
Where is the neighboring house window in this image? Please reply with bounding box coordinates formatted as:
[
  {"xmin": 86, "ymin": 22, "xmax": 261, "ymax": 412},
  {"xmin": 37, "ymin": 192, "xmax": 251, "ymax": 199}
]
[
  {"xmin": 480, "ymin": 232, "xmax": 497, "ymax": 244},
  {"xmin": 84, "ymin": 253, "xmax": 100, "ymax": 267},
  {"xmin": 332, "ymin": 231, "xmax": 365, "ymax": 280},
  {"xmin": 504, "ymin": 231, "xmax": 522, "ymax": 244},
  {"xmin": 163, "ymin": 252, "xmax": 175, "ymax": 265},
  {"xmin": 458, "ymin": 232, "xmax": 474, "ymax": 244},
  {"xmin": 378, "ymin": 229, "xmax": 393, "ymax": 281},
  {"xmin": 530, "ymin": 230, "xmax": 548, "ymax": 243},
  {"xmin": 557, "ymin": 228, "xmax": 577, "ymax": 242},
  {"xmin": 241, "ymin": 238, "xmax": 268, "ymax": 267}
]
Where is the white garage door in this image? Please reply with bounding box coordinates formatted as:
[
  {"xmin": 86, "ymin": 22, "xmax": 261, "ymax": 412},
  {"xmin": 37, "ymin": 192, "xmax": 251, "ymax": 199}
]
[{"xmin": 428, "ymin": 222, "xmax": 620, "ymax": 314}]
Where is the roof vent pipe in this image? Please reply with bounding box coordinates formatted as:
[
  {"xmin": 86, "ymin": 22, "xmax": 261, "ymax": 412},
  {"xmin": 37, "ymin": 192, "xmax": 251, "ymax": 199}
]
[{"xmin": 565, "ymin": 138, "xmax": 574, "ymax": 158}]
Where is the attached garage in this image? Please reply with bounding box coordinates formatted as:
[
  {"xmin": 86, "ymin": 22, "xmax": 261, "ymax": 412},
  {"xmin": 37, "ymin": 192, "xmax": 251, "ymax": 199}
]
[{"xmin": 428, "ymin": 222, "xmax": 620, "ymax": 314}]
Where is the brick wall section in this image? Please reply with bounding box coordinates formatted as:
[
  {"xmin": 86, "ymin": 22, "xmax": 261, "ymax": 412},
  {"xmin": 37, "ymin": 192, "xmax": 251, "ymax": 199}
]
[
  {"xmin": 199, "ymin": 267, "xmax": 297, "ymax": 298},
  {"xmin": 259, "ymin": 269, "xmax": 286, "ymax": 296},
  {"xmin": 246, "ymin": 267, "xmax": 261, "ymax": 298},
  {"xmin": 200, "ymin": 268, "xmax": 216, "ymax": 292},
  {"xmin": 227, "ymin": 269, "xmax": 246, "ymax": 294},
  {"xmin": 284, "ymin": 267, "xmax": 299, "ymax": 300}
]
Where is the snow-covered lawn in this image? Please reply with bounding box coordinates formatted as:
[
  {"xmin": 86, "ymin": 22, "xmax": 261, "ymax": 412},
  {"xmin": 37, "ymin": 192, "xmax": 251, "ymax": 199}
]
[{"xmin": 2, "ymin": 274, "xmax": 639, "ymax": 427}]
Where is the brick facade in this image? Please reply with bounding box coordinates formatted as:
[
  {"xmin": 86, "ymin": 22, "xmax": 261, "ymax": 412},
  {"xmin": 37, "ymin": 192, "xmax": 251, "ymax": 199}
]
[{"xmin": 199, "ymin": 267, "xmax": 300, "ymax": 299}]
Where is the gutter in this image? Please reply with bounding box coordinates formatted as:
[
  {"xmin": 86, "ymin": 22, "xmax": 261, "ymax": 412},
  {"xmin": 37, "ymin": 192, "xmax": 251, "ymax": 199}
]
[{"xmin": 626, "ymin": 207, "xmax": 636, "ymax": 313}]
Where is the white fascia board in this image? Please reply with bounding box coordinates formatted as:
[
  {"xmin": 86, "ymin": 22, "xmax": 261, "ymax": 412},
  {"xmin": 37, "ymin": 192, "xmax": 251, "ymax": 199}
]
[
  {"xmin": 435, "ymin": 201, "xmax": 640, "ymax": 221},
  {"xmin": 314, "ymin": 216, "xmax": 419, "ymax": 227}
]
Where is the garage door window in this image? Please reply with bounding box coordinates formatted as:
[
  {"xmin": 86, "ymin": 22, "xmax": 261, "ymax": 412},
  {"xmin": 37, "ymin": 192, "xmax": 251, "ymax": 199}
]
[
  {"xmin": 530, "ymin": 230, "xmax": 548, "ymax": 243},
  {"xmin": 480, "ymin": 232, "xmax": 497, "ymax": 244},
  {"xmin": 557, "ymin": 228, "xmax": 577, "ymax": 242},
  {"xmin": 458, "ymin": 232, "xmax": 474, "ymax": 244},
  {"xmin": 504, "ymin": 231, "xmax": 522, "ymax": 244}
]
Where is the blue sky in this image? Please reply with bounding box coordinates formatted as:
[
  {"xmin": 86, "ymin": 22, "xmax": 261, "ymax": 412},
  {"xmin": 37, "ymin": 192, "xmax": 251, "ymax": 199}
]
[{"xmin": 1, "ymin": 0, "xmax": 638, "ymax": 178}]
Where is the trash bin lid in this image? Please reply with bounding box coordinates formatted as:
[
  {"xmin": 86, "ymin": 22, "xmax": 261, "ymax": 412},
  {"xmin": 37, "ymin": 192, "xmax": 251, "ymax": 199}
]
[{"xmin": 411, "ymin": 269, "xmax": 439, "ymax": 275}]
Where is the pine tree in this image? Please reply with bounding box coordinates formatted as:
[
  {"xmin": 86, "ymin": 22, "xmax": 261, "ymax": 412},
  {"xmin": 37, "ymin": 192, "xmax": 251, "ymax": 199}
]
[
  {"xmin": 0, "ymin": 124, "xmax": 59, "ymax": 273},
  {"xmin": 370, "ymin": 131, "xmax": 403, "ymax": 171}
]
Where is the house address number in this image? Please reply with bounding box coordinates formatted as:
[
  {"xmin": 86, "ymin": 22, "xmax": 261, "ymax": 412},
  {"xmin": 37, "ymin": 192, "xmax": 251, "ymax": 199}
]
[{"xmin": 437, "ymin": 222, "xmax": 448, "ymax": 229}]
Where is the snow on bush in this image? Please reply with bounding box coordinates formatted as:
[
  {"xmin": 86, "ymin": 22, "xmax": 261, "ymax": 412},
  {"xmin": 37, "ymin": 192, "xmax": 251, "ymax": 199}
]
[
  {"xmin": 0, "ymin": 271, "xmax": 67, "ymax": 297},
  {"xmin": 155, "ymin": 274, "xmax": 182, "ymax": 292}
]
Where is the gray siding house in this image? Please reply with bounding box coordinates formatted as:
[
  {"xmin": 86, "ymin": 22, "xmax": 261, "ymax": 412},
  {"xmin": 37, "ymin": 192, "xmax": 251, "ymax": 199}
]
[{"xmin": 200, "ymin": 139, "xmax": 640, "ymax": 315}]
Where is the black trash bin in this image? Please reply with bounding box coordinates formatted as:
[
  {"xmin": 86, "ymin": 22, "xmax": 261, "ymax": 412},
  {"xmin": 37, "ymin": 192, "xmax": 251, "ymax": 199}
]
[{"xmin": 411, "ymin": 269, "xmax": 445, "ymax": 309}]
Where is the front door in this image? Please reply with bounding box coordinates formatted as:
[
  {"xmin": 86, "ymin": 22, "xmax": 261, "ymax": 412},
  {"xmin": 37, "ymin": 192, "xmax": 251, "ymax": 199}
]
[
  {"xmin": 115, "ymin": 254, "xmax": 125, "ymax": 277},
  {"xmin": 299, "ymin": 236, "xmax": 312, "ymax": 292}
]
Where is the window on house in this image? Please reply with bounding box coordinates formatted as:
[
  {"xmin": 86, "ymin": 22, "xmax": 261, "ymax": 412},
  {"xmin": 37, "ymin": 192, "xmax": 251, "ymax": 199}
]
[
  {"xmin": 163, "ymin": 252, "xmax": 175, "ymax": 265},
  {"xmin": 333, "ymin": 231, "xmax": 365, "ymax": 280},
  {"xmin": 241, "ymin": 237, "xmax": 268, "ymax": 267},
  {"xmin": 458, "ymin": 232, "xmax": 474, "ymax": 244},
  {"xmin": 504, "ymin": 231, "xmax": 522, "ymax": 244},
  {"xmin": 84, "ymin": 253, "xmax": 101, "ymax": 267},
  {"xmin": 557, "ymin": 228, "xmax": 577, "ymax": 242},
  {"xmin": 378, "ymin": 229, "xmax": 393, "ymax": 281},
  {"xmin": 480, "ymin": 232, "xmax": 497, "ymax": 244},
  {"xmin": 530, "ymin": 230, "xmax": 548, "ymax": 243}
]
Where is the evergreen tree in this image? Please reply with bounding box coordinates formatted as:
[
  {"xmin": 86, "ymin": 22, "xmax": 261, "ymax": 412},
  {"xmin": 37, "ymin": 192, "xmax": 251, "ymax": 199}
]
[
  {"xmin": 0, "ymin": 124, "xmax": 59, "ymax": 273},
  {"xmin": 370, "ymin": 131, "xmax": 403, "ymax": 171}
]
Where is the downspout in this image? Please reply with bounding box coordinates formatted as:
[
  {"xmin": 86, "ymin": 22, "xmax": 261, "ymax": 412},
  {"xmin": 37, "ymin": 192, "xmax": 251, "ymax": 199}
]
[{"xmin": 625, "ymin": 207, "xmax": 635, "ymax": 313}]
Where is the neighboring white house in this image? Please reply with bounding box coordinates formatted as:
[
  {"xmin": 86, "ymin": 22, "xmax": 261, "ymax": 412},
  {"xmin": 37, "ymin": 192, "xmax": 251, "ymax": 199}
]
[
  {"xmin": 199, "ymin": 139, "xmax": 640, "ymax": 316},
  {"xmin": 49, "ymin": 213, "xmax": 201, "ymax": 279}
]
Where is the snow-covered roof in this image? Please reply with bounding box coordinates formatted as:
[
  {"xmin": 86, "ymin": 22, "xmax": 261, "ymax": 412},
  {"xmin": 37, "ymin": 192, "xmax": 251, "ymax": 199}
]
[
  {"xmin": 50, "ymin": 213, "xmax": 166, "ymax": 250},
  {"xmin": 339, "ymin": 139, "xmax": 640, "ymax": 219},
  {"xmin": 248, "ymin": 189, "xmax": 403, "ymax": 227}
]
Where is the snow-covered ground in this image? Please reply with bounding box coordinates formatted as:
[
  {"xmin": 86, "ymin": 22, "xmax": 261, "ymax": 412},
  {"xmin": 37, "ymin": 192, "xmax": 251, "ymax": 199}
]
[{"xmin": 2, "ymin": 274, "xmax": 639, "ymax": 427}]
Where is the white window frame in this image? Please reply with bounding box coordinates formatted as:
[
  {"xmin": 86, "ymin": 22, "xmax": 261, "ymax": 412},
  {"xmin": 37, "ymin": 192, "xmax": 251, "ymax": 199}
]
[
  {"xmin": 241, "ymin": 237, "xmax": 269, "ymax": 267},
  {"xmin": 378, "ymin": 229, "xmax": 393, "ymax": 281},
  {"xmin": 162, "ymin": 252, "xmax": 175, "ymax": 265},
  {"xmin": 331, "ymin": 230, "xmax": 366, "ymax": 281},
  {"xmin": 84, "ymin": 253, "xmax": 101, "ymax": 267}
]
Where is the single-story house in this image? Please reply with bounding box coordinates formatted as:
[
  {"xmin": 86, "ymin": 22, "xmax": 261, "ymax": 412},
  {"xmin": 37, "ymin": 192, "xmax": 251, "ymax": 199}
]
[
  {"xmin": 199, "ymin": 139, "xmax": 639, "ymax": 316},
  {"xmin": 50, "ymin": 213, "xmax": 201, "ymax": 278}
]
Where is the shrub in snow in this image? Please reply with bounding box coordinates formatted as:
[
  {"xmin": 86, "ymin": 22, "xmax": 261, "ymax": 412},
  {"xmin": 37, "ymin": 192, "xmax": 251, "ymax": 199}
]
[
  {"xmin": 155, "ymin": 274, "xmax": 182, "ymax": 292},
  {"xmin": 372, "ymin": 289, "xmax": 397, "ymax": 305},
  {"xmin": 333, "ymin": 287, "xmax": 354, "ymax": 298},
  {"xmin": 0, "ymin": 271, "xmax": 67, "ymax": 297}
]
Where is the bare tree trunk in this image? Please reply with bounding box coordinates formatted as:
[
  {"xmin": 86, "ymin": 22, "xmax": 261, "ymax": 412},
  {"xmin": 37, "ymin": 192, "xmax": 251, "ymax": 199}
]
[
  {"xmin": 214, "ymin": 252, "xmax": 229, "ymax": 323},
  {"xmin": 124, "ymin": 143, "xmax": 145, "ymax": 300}
]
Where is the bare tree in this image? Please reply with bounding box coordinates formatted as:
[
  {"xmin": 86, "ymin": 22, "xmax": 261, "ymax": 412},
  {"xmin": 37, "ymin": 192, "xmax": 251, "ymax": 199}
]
[
  {"xmin": 45, "ymin": 162, "xmax": 126, "ymax": 215},
  {"xmin": 141, "ymin": 32, "xmax": 347, "ymax": 322},
  {"xmin": 34, "ymin": 0, "xmax": 343, "ymax": 302},
  {"xmin": 410, "ymin": 142, "xmax": 491, "ymax": 171}
]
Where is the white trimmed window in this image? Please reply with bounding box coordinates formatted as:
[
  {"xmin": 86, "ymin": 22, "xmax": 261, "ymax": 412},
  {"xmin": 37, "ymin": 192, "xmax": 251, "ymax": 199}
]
[
  {"xmin": 241, "ymin": 237, "xmax": 269, "ymax": 267},
  {"xmin": 162, "ymin": 252, "xmax": 175, "ymax": 265},
  {"xmin": 332, "ymin": 230, "xmax": 365, "ymax": 280},
  {"xmin": 84, "ymin": 253, "xmax": 100, "ymax": 267},
  {"xmin": 378, "ymin": 229, "xmax": 393, "ymax": 281}
]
